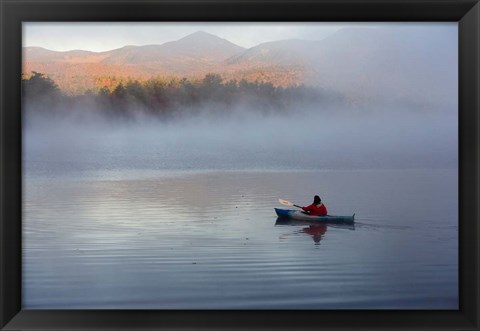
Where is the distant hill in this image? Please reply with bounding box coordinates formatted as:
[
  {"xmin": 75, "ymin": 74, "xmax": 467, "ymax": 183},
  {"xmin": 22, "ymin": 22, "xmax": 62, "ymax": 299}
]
[
  {"xmin": 23, "ymin": 27, "xmax": 457, "ymax": 109},
  {"xmin": 226, "ymin": 26, "xmax": 457, "ymax": 108},
  {"xmin": 102, "ymin": 31, "xmax": 245, "ymax": 65},
  {"xmin": 227, "ymin": 39, "xmax": 316, "ymax": 66},
  {"xmin": 24, "ymin": 47, "xmax": 109, "ymax": 63},
  {"xmin": 23, "ymin": 31, "xmax": 250, "ymax": 93}
]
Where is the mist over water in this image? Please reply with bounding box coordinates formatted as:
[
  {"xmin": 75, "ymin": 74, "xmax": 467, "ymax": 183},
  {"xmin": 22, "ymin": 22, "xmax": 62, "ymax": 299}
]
[{"xmin": 24, "ymin": 103, "xmax": 457, "ymax": 179}]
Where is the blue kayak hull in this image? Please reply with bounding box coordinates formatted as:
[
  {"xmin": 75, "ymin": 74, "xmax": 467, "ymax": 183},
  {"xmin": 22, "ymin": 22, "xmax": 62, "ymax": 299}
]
[{"xmin": 275, "ymin": 208, "xmax": 355, "ymax": 224}]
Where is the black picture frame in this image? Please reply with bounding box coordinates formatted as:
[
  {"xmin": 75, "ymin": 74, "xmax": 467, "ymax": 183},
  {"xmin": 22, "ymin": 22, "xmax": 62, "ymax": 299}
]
[{"xmin": 1, "ymin": 0, "xmax": 479, "ymax": 330}]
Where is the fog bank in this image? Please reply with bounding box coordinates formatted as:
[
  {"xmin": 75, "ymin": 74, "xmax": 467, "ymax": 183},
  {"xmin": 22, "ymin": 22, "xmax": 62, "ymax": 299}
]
[{"xmin": 24, "ymin": 105, "xmax": 458, "ymax": 176}]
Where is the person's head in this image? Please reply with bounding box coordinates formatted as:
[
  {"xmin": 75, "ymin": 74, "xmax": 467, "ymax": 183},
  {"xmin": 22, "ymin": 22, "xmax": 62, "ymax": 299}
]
[{"xmin": 313, "ymin": 195, "xmax": 321, "ymax": 205}]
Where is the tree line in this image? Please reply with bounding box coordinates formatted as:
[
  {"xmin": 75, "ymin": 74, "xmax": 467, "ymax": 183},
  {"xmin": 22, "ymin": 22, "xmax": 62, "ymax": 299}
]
[{"xmin": 22, "ymin": 72, "xmax": 344, "ymax": 120}]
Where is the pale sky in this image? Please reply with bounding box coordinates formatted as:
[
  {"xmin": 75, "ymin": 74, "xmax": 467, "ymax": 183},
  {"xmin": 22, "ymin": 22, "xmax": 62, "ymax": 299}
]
[{"xmin": 22, "ymin": 22, "xmax": 452, "ymax": 52}]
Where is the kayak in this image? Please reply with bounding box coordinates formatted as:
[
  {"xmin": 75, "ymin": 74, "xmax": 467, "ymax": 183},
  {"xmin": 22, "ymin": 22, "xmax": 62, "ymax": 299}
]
[{"xmin": 275, "ymin": 208, "xmax": 355, "ymax": 224}]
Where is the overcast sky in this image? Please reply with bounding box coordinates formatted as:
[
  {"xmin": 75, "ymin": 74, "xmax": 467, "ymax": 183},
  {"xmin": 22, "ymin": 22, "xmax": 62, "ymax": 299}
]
[{"xmin": 22, "ymin": 22, "xmax": 453, "ymax": 52}]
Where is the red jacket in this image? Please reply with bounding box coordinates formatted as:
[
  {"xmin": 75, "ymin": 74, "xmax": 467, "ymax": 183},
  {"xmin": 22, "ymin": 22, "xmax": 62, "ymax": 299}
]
[{"xmin": 302, "ymin": 203, "xmax": 328, "ymax": 216}]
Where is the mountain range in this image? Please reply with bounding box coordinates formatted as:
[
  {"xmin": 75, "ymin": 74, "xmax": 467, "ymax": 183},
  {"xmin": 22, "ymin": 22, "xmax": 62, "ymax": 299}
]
[{"xmin": 23, "ymin": 27, "xmax": 457, "ymax": 108}]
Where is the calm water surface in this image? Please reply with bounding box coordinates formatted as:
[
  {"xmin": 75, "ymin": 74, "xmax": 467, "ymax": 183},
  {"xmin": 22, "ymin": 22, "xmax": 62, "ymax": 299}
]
[{"xmin": 23, "ymin": 168, "xmax": 458, "ymax": 309}]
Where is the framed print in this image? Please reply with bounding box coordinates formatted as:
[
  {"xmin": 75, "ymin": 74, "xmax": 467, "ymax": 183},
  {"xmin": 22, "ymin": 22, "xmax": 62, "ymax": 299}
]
[{"xmin": 1, "ymin": 0, "xmax": 479, "ymax": 330}]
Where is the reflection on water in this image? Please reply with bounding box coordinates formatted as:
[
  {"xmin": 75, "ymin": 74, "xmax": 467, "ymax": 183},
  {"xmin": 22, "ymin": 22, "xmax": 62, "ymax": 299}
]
[
  {"xmin": 276, "ymin": 218, "xmax": 355, "ymax": 245},
  {"xmin": 23, "ymin": 169, "xmax": 458, "ymax": 309}
]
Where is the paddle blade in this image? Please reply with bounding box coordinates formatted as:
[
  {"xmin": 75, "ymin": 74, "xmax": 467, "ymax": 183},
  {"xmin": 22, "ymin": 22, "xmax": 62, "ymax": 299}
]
[{"xmin": 278, "ymin": 198, "xmax": 294, "ymax": 206}]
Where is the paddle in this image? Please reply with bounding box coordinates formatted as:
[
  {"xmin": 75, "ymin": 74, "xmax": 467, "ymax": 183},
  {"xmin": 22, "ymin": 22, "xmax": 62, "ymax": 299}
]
[{"xmin": 278, "ymin": 198, "xmax": 303, "ymax": 209}]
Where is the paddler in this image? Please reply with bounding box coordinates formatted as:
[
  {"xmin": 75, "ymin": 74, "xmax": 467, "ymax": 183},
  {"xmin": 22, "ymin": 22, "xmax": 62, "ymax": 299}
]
[{"xmin": 301, "ymin": 195, "xmax": 328, "ymax": 216}]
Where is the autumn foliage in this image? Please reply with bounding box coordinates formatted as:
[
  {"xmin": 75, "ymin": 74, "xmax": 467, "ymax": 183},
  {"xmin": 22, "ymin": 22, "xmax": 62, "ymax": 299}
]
[{"xmin": 22, "ymin": 72, "xmax": 343, "ymax": 120}]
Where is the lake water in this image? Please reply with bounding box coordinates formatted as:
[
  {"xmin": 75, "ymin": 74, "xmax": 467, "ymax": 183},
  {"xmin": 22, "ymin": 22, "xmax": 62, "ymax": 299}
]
[{"xmin": 23, "ymin": 166, "xmax": 458, "ymax": 309}]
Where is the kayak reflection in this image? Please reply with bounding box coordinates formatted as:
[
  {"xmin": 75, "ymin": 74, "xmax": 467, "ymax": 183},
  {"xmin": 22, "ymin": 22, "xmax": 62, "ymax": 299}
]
[
  {"xmin": 275, "ymin": 218, "xmax": 355, "ymax": 245},
  {"xmin": 302, "ymin": 224, "xmax": 327, "ymax": 244}
]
